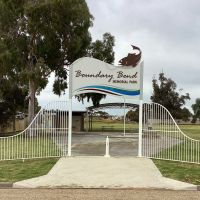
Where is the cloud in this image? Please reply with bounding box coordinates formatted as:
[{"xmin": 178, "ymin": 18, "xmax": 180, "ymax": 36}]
[
  {"xmin": 38, "ymin": 0, "xmax": 200, "ymax": 112},
  {"xmin": 86, "ymin": 0, "xmax": 200, "ymax": 107}
]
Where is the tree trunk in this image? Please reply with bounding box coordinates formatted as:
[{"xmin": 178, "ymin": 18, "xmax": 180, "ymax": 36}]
[
  {"xmin": 12, "ymin": 114, "xmax": 16, "ymax": 134},
  {"xmin": 28, "ymin": 80, "xmax": 35, "ymax": 125}
]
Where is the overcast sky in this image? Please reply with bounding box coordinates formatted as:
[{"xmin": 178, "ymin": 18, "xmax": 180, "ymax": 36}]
[{"xmin": 37, "ymin": 0, "xmax": 200, "ymax": 113}]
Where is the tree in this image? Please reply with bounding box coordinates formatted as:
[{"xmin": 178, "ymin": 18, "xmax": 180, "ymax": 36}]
[
  {"xmin": 126, "ymin": 108, "xmax": 139, "ymax": 122},
  {"xmin": 180, "ymin": 107, "xmax": 192, "ymax": 122},
  {"xmin": 151, "ymin": 73, "xmax": 190, "ymax": 119},
  {"xmin": 0, "ymin": 0, "xmax": 93, "ymax": 124},
  {"xmin": 192, "ymin": 98, "xmax": 200, "ymax": 122},
  {"xmin": 76, "ymin": 33, "xmax": 115, "ymax": 106},
  {"xmin": 0, "ymin": 39, "xmax": 28, "ymax": 131},
  {"xmin": 0, "ymin": 79, "xmax": 28, "ymax": 133},
  {"xmin": 94, "ymin": 110, "xmax": 109, "ymax": 119},
  {"xmin": 0, "ymin": 102, "xmax": 12, "ymax": 126}
]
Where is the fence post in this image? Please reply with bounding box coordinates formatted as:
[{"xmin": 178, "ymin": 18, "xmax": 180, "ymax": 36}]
[
  {"xmin": 138, "ymin": 100, "xmax": 143, "ymax": 157},
  {"xmin": 68, "ymin": 98, "xmax": 72, "ymax": 156}
]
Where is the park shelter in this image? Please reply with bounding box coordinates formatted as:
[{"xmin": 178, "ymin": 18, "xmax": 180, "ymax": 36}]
[
  {"xmin": 86, "ymin": 103, "xmax": 138, "ymax": 132},
  {"xmin": 43, "ymin": 110, "xmax": 85, "ymax": 132}
]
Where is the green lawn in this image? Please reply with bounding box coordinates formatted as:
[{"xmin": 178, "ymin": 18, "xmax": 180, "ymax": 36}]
[
  {"xmin": 153, "ymin": 159, "xmax": 200, "ymax": 185},
  {"xmin": 86, "ymin": 119, "xmax": 200, "ymax": 139},
  {"xmin": 85, "ymin": 119, "xmax": 139, "ymax": 132},
  {"xmin": 0, "ymin": 158, "xmax": 58, "ymax": 182},
  {"xmin": 0, "ymin": 157, "xmax": 199, "ymax": 185},
  {"xmin": 152, "ymin": 124, "xmax": 200, "ymax": 185},
  {"xmin": 179, "ymin": 124, "xmax": 200, "ymax": 140},
  {"xmin": 0, "ymin": 135, "xmax": 61, "ymax": 160},
  {"xmin": 150, "ymin": 124, "xmax": 200, "ymax": 163},
  {"xmin": 155, "ymin": 141, "xmax": 200, "ymax": 164},
  {"xmin": 0, "ymin": 121, "xmax": 199, "ymax": 184}
]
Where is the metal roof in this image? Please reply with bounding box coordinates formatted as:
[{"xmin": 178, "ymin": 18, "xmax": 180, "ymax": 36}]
[{"xmin": 87, "ymin": 103, "xmax": 138, "ymax": 111}]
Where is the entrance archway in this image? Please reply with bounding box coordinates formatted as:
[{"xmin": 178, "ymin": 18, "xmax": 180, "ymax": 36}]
[
  {"xmin": 0, "ymin": 45, "xmax": 199, "ymax": 163},
  {"xmin": 68, "ymin": 53, "xmax": 144, "ymax": 157},
  {"xmin": 71, "ymin": 101, "xmax": 140, "ymax": 156}
]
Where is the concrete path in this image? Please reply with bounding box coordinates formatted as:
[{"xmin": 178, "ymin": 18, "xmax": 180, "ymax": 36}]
[{"xmin": 13, "ymin": 157, "xmax": 197, "ymax": 190}]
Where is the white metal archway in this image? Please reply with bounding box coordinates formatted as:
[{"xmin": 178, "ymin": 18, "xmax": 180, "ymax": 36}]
[
  {"xmin": 0, "ymin": 47, "xmax": 199, "ymax": 163},
  {"xmin": 67, "ymin": 57, "xmax": 144, "ymax": 157}
]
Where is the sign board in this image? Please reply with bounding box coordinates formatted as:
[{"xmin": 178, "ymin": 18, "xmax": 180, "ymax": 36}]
[
  {"xmin": 67, "ymin": 45, "xmax": 144, "ymax": 157},
  {"xmin": 69, "ymin": 57, "xmax": 143, "ymax": 99}
]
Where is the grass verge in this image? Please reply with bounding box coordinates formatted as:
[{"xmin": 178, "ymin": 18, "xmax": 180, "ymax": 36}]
[
  {"xmin": 0, "ymin": 157, "xmax": 199, "ymax": 185},
  {"xmin": 0, "ymin": 158, "xmax": 58, "ymax": 182},
  {"xmin": 155, "ymin": 141, "xmax": 200, "ymax": 163},
  {"xmin": 153, "ymin": 159, "xmax": 200, "ymax": 185},
  {"xmin": 0, "ymin": 136, "xmax": 61, "ymax": 160}
]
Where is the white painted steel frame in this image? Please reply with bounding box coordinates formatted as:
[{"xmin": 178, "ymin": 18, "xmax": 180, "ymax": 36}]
[
  {"xmin": 142, "ymin": 102, "xmax": 200, "ymax": 164},
  {"xmin": 0, "ymin": 100, "xmax": 199, "ymax": 164},
  {"xmin": 68, "ymin": 61, "xmax": 73, "ymax": 157},
  {"xmin": 68, "ymin": 60, "xmax": 144, "ymax": 157},
  {"xmin": 0, "ymin": 101, "xmax": 68, "ymax": 161},
  {"xmin": 123, "ymin": 98, "xmax": 126, "ymax": 136},
  {"xmin": 138, "ymin": 61, "xmax": 144, "ymax": 157}
]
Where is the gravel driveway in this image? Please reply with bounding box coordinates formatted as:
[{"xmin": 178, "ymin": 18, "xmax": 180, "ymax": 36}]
[{"xmin": 0, "ymin": 189, "xmax": 199, "ymax": 200}]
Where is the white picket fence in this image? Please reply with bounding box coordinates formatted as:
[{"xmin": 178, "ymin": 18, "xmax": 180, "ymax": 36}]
[
  {"xmin": 0, "ymin": 101, "xmax": 68, "ymax": 161},
  {"xmin": 142, "ymin": 103, "xmax": 200, "ymax": 164}
]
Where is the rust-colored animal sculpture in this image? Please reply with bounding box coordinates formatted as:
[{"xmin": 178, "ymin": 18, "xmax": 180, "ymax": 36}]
[{"xmin": 119, "ymin": 45, "xmax": 142, "ymax": 67}]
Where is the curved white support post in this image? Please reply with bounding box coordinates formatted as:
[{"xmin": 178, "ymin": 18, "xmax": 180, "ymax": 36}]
[{"xmin": 138, "ymin": 100, "xmax": 143, "ymax": 157}]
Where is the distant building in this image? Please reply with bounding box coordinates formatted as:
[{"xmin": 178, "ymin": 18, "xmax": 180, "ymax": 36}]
[
  {"xmin": 71, "ymin": 111, "xmax": 85, "ymax": 132},
  {"xmin": 38, "ymin": 110, "xmax": 86, "ymax": 132},
  {"xmin": 0, "ymin": 111, "xmax": 86, "ymax": 136}
]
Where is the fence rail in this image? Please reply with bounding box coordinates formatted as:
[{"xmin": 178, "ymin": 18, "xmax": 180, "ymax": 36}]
[
  {"xmin": 0, "ymin": 101, "xmax": 68, "ymax": 161},
  {"xmin": 142, "ymin": 102, "xmax": 200, "ymax": 164},
  {"xmin": 0, "ymin": 101, "xmax": 199, "ymax": 164}
]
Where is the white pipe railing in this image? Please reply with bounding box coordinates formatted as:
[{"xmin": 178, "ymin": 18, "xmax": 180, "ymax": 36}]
[
  {"xmin": 0, "ymin": 100, "xmax": 199, "ymax": 164},
  {"xmin": 142, "ymin": 102, "xmax": 200, "ymax": 164},
  {"xmin": 0, "ymin": 101, "xmax": 69, "ymax": 161}
]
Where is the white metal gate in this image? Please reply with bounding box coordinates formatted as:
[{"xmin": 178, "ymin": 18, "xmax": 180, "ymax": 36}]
[
  {"xmin": 142, "ymin": 102, "xmax": 200, "ymax": 164},
  {"xmin": 0, "ymin": 101, "xmax": 199, "ymax": 164},
  {"xmin": 0, "ymin": 101, "xmax": 68, "ymax": 161}
]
